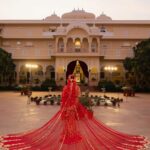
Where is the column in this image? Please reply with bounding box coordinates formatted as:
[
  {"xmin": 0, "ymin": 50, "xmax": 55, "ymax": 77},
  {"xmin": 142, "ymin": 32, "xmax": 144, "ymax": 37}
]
[
  {"xmin": 42, "ymin": 64, "xmax": 47, "ymax": 81},
  {"xmin": 88, "ymin": 37, "xmax": 92, "ymax": 53},
  {"xmin": 55, "ymin": 37, "xmax": 58, "ymax": 53},
  {"xmin": 97, "ymin": 37, "xmax": 100, "ymax": 53},
  {"xmin": 63, "ymin": 38, "xmax": 67, "ymax": 53}
]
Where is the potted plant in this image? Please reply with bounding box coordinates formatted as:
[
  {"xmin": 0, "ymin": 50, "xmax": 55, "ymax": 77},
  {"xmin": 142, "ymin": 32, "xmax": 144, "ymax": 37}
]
[{"xmin": 79, "ymin": 95, "xmax": 94, "ymax": 119}]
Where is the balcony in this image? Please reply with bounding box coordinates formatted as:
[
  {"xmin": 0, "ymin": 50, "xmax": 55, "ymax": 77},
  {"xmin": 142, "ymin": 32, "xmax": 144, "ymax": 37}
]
[{"xmin": 53, "ymin": 48, "xmax": 100, "ymax": 57}]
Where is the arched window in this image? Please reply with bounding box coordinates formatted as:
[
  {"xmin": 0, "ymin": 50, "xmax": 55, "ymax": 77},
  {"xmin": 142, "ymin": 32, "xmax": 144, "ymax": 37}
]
[
  {"xmin": 100, "ymin": 25, "xmax": 106, "ymax": 32},
  {"xmin": 75, "ymin": 38, "xmax": 81, "ymax": 52},
  {"xmin": 91, "ymin": 38, "xmax": 98, "ymax": 52},
  {"xmin": 45, "ymin": 65, "xmax": 55, "ymax": 79},
  {"xmin": 82, "ymin": 38, "xmax": 89, "ymax": 52},
  {"xmin": 58, "ymin": 38, "xmax": 64, "ymax": 52},
  {"xmin": 67, "ymin": 38, "xmax": 74, "ymax": 52}
]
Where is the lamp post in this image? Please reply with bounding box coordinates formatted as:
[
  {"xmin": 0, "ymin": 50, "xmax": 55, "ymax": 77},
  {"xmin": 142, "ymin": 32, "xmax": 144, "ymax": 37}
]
[
  {"xmin": 104, "ymin": 66, "xmax": 118, "ymax": 81},
  {"xmin": 25, "ymin": 64, "xmax": 38, "ymax": 85}
]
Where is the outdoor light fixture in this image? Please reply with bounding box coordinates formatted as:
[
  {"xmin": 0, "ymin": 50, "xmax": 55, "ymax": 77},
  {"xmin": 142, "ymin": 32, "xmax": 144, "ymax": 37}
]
[
  {"xmin": 104, "ymin": 66, "xmax": 118, "ymax": 71},
  {"xmin": 25, "ymin": 64, "xmax": 38, "ymax": 68}
]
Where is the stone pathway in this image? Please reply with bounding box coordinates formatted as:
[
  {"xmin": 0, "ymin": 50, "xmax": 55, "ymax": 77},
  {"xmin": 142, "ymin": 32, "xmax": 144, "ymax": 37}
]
[{"xmin": 0, "ymin": 91, "xmax": 150, "ymax": 142}]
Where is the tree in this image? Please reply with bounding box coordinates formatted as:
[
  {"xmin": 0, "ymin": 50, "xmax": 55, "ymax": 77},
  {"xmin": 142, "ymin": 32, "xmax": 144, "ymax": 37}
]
[
  {"xmin": 123, "ymin": 57, "xmax": 136, "ymax": 85},
  {"xmin": 0, "ymin": 48, "xmax": 16, "ymax": 86},
  {"xmin": 123, "ymin": 57, "xmax": 133, "ymax": 73},
  {"xmin": 123, "ymin": 38, "xmax": 150, "ymax": 88}
]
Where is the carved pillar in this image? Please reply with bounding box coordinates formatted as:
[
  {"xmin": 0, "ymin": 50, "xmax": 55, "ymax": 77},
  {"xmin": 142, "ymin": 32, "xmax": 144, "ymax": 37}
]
[
  {"xmin": 88, "ymin": 37, "xmax": 92, "ymax": 53},
  {"xmin": 97, "ymin": 37, "xmax": 100, "ymax": 53},
  {"xmin": 43, "ymin": 64, "xmax": 47, "ymax": 81},
  {"xmin": 63, "ymin": 38, "xmax": 67, "ymax": 53},
  {"xmin": 55, "ymin": 37, "xmax": 58, "ymax": 53}
]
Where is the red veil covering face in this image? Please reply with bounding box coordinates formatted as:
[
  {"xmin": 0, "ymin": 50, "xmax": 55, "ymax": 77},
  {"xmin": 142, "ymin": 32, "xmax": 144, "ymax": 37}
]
[{"xmin": 0, "ymin": 75, "xmax": 149, "ymax": 150}]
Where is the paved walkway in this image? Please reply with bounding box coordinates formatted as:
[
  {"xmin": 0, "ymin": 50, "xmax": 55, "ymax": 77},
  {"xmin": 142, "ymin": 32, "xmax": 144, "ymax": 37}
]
[{"xmin": 0, "ymin": 91, "xmax": 150, "ymax": 142}]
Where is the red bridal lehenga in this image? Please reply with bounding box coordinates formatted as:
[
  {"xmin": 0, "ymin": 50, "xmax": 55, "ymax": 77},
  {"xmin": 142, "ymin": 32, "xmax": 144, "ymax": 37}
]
[{"xmin": 0, "ymin": 75, "xmax": 149, "ymax": 150}]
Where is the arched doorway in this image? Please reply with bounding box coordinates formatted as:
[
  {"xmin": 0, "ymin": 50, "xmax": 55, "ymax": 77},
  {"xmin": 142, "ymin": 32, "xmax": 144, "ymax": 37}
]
[{"xmin": 66, "ymin": 60, "xmax": 89, "ymax": 84}]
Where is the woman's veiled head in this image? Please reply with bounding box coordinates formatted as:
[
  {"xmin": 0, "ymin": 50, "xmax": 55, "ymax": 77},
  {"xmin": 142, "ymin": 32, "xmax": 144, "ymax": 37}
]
[{"xmin": 68, "ymin": 74, "xmax": 76, "ymax": 83}]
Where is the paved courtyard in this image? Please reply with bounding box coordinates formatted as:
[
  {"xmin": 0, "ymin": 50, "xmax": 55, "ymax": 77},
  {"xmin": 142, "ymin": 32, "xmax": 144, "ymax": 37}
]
[{"xmin": 0, "ymin": 91, "xmax": 150, "ymax": 145}]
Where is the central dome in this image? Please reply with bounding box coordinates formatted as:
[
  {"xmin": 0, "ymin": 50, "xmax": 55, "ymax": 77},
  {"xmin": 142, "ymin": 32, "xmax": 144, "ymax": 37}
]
[{"xmin": 62, "ymin": 9, "xmax": 95, "ymax": 19}]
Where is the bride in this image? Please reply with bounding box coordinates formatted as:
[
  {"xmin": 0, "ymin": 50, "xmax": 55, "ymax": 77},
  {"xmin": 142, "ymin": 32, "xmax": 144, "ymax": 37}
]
[{"xmin": 0, "ymin": 74, "xmax": 149, "ymax": 150}]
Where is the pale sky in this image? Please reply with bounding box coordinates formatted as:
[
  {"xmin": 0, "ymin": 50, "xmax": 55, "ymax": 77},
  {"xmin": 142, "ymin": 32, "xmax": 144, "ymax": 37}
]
[{"xmin": 0, "ymin": 0, "xmax": 150, "ymax": 20}]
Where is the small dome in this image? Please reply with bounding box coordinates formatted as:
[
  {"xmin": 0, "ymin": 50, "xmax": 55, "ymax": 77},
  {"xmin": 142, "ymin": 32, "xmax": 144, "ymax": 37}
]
[
  {"xmin": 45, "ymin": 13, "xmax": 60, "ymax": 20},
  {"xmin": 97, "ymin": 13, "xmax": 112, "ymax": 20},
  {"xmin": 62, "ymin": 9, "xmax": 95, "ymax": 19}
]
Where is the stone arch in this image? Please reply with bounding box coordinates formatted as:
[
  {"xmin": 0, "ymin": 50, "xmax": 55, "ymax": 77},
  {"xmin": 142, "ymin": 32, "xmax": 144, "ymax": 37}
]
[
  {"xmin": 66, "ymin": 23, "xmax": 90, "ymax": 35},
  {"xmin": 82, "ymin": 38, "xmax": 89, "ymax": 52},
  {"xmin": 45, "ymin": 65, "xmax": 55, "ymax": 80},
  {"xmin": 74, "ymin": 38, "xmax": 81, "ymax": 52},
  {"xmin": 91, "ymin": 38, "xmax": 98, "ymax": 52},
  {"xmin": 19, "ymin": 65, "xmax": 29, "ymax": 84},
  {"xmin": 19, "ymin": 64, "xmax": 43, "ymax": 84},
  {"xmin": 66, "ymin": 60, "xmax": 89, "ymax": 83},
  {"xmin": 32, "ymin": 65, "xmax": 43, "ymax": 84},
  {"xmin": 66, "ymin": 38, "xmax": 74, "ymax": 52},
  {"xmin": 58, "ymin": 38, "xmax": 64, "ymax": 52}
]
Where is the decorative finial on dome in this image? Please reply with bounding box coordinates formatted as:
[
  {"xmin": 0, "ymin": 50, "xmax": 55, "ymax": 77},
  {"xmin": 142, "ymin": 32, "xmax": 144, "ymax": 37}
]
[{"xmin": 45, "ymin": 11, "xmax": 60, "ymax": 20}]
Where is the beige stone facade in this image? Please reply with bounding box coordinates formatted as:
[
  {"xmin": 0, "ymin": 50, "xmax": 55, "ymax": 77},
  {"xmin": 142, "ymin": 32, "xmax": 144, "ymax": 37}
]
[{"xmin": 0, "ymin": 9, "xmax": 150, "ymax": 86}]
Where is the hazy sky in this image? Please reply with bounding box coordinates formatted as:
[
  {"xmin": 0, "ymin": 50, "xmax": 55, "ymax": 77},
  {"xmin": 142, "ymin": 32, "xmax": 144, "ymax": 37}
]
[{"xmin": 0, "ymin": 0, "xmax": 150, "ymax": 20}]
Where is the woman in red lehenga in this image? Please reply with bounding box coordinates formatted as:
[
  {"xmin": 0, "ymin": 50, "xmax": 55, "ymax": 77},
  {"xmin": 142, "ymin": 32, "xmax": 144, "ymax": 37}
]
[{"xmin": 0, "ymin": 75, "xmax": 149, "ymax": 150}]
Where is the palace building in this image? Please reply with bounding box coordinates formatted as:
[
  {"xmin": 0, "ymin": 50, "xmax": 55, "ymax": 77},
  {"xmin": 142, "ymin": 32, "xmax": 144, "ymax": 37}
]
[{"xmin": 0, "ymin": 9, "xmax": 150, "ymax": 86}]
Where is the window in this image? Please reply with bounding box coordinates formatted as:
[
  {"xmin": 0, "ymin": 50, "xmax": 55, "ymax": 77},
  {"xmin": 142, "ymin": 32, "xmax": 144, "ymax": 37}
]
[
  {"xmin": 91, "ymin": 44, "xmax": 96, "ymax": 52},
  {"xmin": 2, "ymin": 42, "xmax": 10, "ymax": 47},
  {"xmin": 21, "ymin": 49, "xmax": 25, "ymax": 55},
  {"xmin": 25, "ymin": 42, "xmax": 33, "ymax": 47},
  {"xmin": 100, "ymin": 26, "xmax": 106, "ymax": 32},
  {"xmin": 75, "ymin": 40, "xmax": 81, "ymax": 49},
  {"xmin": 35, "ymin": 49, "xmax": 40, "ymax": 56},
  {"xmin": 116, "ymin": 49, "xmax": 121, "ymax": 57},
  {"xmin": 59, "ymin": 44, "xmax": 64, "ymax": 52},
  {"xmin": 49, "ymin": 28, "xmax": 56, "ymax": 32}
]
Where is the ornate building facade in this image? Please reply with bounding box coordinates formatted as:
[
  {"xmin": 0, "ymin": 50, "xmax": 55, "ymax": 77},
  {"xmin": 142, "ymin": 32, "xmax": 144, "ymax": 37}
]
[{"xmin": 0, "ymin": 9, "xmax": 150, "ymax": 86}]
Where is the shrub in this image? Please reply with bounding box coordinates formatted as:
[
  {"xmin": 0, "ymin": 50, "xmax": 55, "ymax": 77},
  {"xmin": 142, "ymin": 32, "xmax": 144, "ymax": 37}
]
[
  {"xmin": 0, "ymin": 86, "xmax": 15, "ymax": 91},
  {"xmin": 41, "ymin": 78, "xmax": 56, "ymax": 91},
  {"xmin": 98, "ymin": 80, "xmax": 117, "ymax": 92},
  {"xmin": 32, "ymin": 86, "xmax": 42, "ymax": 91}
]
